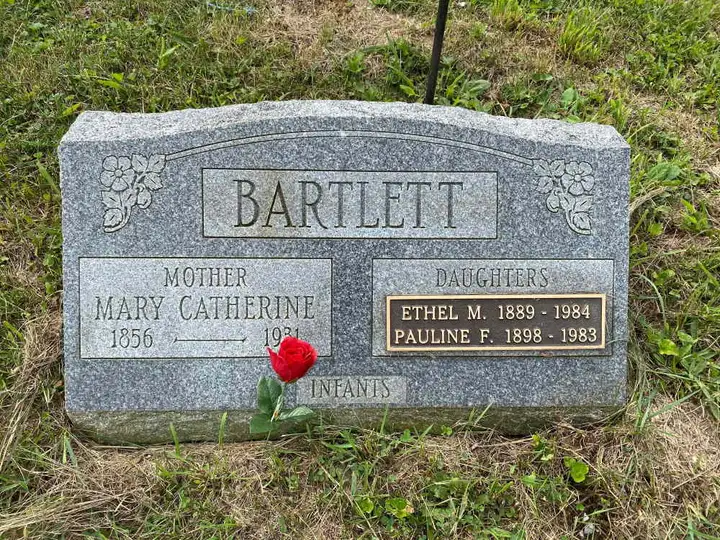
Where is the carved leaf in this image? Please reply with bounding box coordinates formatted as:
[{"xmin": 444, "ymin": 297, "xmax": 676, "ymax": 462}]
[
  {"xmin": 533, "ymin": 159, "xmax": 551, "ymax": 177},
  {"xmin": 534, "ymin": 159, "xmax": 564, "ymax": 178},
  {"xmin": 535, "ymin": 176, "xmax": 554, "ymax": 194},
  {"xmin": 558, "ymin": 192, "xmax": 574, "ymax": 212},
  {"xmin": 102, "ymin": 190, "xmax": 122, "ymax": 209},
  {"xmin": 143, "ymin": 172, "xmax": 163, "ymax": 191},
  {"xmin": 103, "ymin": 208, "xmax": 123, "ymax": 228},
  {"xmin": 573, "ymin": 195, "xmax": 593, "ymax": 213},
  {"xmin": 131, "ymin": 154, "xmax": 148, "ymax": 173},
  {"xmin": 120, "ymin": 187, "xmax": 137, "ymax": 209},
  {"xmin": 548, "ymin": 160, "xmax": 565, "ymax": 176},
  {"xmin": 546, "ymin": 193, "xmax": 560, "ymax": 212},
  {"xmin": 137, "ymin": 188, "xmax": 152, "ymax": 209},
  {"xmin": 571, "ymin": 212, "xmax": 592, "ymax": 234},
  {"xmin": 147, "ymin": 154, "xmax": 166, "ymax": 173}
]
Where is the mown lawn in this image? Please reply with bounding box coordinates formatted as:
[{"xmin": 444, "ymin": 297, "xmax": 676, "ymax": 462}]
[{"xmin": 1, "ymin": 0, "xmax": 718, "ymax": 537}]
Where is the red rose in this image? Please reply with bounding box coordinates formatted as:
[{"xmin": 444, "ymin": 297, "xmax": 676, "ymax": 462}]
[{"xmin": 267, "ymin": 336, "xmax": 317, "ymax": 383}]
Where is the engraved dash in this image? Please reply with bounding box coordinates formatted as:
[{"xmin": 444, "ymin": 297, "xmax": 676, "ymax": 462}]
[{"xmin": 174, "ymin": 337, "xmax": 247, "ymax": 343}]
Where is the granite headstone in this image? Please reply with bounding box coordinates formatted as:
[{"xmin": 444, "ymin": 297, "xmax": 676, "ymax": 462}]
[{"xmin": 59, "ymin": 100, "xmax": 629, "ymax": 442}]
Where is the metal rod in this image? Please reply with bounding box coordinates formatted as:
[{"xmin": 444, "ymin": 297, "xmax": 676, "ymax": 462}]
[{"xmin": 424, "ymin": 0, "xmax": 450, "ymax": 105}]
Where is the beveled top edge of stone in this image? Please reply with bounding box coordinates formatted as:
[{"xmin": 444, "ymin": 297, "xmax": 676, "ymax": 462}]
[{"xmin": 59, "ymin": 100, "xmax": 629, "ymax": 149}]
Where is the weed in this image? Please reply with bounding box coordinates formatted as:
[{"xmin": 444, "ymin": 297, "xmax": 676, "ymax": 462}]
[
  {"xmin": 364, "ymin": 38, "xmax": 429, "ymax": 99},
  {"xmin": 559, "ymin": 7, "xmax": 607, "ymax": 64},
  {"xmin": 490, "ymin": 0, "xmax": 525, "ymax": 30},
  {"xmin": 437, "ymin": 70, "xmax": 491, "ymax": 110}
]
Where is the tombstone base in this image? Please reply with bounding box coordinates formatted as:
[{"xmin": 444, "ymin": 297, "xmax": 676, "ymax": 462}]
[{"xmin": 68, "ymin": 406, "xmax": 623, "ymax": 444}]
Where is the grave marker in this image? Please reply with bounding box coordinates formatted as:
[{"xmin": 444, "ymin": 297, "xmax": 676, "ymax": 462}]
[{"xmin": 60, "ymin": 101, "xmax": 629, "ymax": 442}]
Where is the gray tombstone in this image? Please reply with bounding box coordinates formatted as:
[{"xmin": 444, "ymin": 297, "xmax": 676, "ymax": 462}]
[{"xmin": 59, "ymin": 101, "xmax": 629, "ymax": 442}]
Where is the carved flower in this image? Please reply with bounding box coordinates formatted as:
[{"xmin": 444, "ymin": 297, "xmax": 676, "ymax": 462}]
[
  {"xmin": 531, "ymin": 158, "xmax": 595, "ymax": 235},
  {"xmin": 99, "ymin": 152, "xmax": 166, "ymax": 233},
  {"xmin": 100, "ymin": 156, "xmax": 134, "ymax": 192},
  {"xmin": 561, "ymin": 161, "xmax": 594, "ymax": 196}
]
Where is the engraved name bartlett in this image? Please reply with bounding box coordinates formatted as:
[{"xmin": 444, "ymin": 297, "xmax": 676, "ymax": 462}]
[
  {"xmin": 202, "ymin": 170, "xmax": 498, "ymax": 238},
  {"xmin": 234, "ymin": 177, "xmax": 466, "ymax": 229}
]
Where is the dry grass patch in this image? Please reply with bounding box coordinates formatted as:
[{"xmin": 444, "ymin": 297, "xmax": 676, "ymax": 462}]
[
  {"xmin": 246, "ymin": 0, "xmax": 431, "ymax": 70},
  {"xmin": 628, "ymin": 95, "xmax": 720, "ymax": 172},
  {"xmin": 0, "ymin": 310, "xmax": 61, "ymax": 472},
  {"xmin": 1, "ymin": 396, "xmax": 717, "ymax": 538},
  {"xmin": 0, "ymin": 445, "xmax": 158, "ymax": 536}
]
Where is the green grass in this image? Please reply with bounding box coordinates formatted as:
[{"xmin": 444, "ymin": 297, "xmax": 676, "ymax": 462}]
[
  {"xmin": 558, "ymin": 7, "xmax": 608, "ymax": 65},
  {"xmin": 1, "ymin": 0, "xmax": 719, "ymax": 537}
]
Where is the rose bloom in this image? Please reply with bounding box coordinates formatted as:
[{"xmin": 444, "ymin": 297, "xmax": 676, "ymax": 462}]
[{"xmin": 267, "ymin": 336, "xmax": 317, "ymax": 383}]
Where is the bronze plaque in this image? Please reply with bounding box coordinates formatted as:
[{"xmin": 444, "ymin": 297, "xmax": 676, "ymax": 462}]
[{"xmin": 386, "ymin": 294, "xmax": 606, "ymax": 352}]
